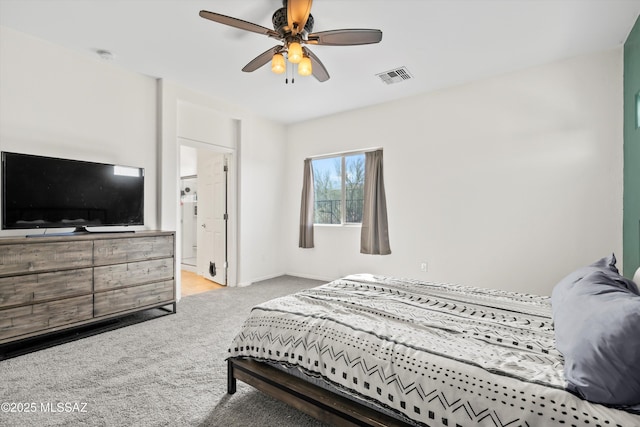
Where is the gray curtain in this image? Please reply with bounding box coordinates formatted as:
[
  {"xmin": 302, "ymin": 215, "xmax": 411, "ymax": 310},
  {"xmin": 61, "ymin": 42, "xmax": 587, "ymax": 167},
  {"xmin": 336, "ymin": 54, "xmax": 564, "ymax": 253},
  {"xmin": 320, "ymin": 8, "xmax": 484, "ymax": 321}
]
[
  {"xmin": 361, "ymin": 150, "xmax": 391, "ymax": 255},
  {"xmin": 299, "ymin": 158, "xmax": 314, "ymax": 248}
]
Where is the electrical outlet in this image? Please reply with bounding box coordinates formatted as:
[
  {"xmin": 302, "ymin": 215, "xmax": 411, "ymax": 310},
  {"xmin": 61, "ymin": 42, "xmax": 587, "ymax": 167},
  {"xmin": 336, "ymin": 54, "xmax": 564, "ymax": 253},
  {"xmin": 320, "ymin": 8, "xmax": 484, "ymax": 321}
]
[{"xmin": 420, "ymin": 262, "xmax": 428, "ymax": 272}]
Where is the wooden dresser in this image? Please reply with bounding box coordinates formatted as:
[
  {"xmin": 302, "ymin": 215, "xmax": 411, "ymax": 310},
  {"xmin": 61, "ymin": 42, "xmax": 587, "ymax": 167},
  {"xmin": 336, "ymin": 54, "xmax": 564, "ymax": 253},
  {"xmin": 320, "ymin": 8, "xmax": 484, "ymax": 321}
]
[{"xmin": 0, "ymin": 230, "xmax": 175, "ymax": 345}]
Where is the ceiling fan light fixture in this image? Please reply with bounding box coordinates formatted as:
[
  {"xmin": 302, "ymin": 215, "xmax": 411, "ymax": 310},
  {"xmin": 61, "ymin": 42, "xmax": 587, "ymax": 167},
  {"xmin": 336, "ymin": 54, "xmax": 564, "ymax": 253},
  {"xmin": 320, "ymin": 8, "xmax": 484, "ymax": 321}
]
[
  {"xmin": 298, "ymin": 56, "xmax": 313, "ymax": 76},
  {"xmin": 271, "ymin": 53, "xmax": 286, "ymax": 74},
  {"xmin": 287, "ymin": 41, "xmax": 303, "ymax": 64}
]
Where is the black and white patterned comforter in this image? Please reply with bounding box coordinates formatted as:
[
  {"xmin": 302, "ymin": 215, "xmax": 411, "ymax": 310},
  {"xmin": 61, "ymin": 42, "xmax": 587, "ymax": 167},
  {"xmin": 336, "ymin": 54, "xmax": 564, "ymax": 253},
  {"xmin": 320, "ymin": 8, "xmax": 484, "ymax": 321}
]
[{"xmin": 228, "ymin": 274, "xmax": 640, "ymax": 426}]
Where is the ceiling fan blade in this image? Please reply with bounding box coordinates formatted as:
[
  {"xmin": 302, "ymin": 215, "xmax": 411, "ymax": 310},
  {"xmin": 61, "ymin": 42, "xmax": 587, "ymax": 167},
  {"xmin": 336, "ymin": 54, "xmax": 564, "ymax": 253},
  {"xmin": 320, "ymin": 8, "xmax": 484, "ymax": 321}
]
[
  {"xmin": 242, "ymin": 45, "xmax": 282, "ymax": 72},
  {"xmin": 199, "ymin": 10, "xmax": 280, "ymax": 38},
  {"xmin": 307, "ymin": 29, "xmax": 383, "ymax": 46},
  {"xmin": 303, "ymin": 47, "xmax": 329, "ymax": 82},
  {"xmin": 287, "ymin": 0, "xmax": 313, "ymax": 35}
]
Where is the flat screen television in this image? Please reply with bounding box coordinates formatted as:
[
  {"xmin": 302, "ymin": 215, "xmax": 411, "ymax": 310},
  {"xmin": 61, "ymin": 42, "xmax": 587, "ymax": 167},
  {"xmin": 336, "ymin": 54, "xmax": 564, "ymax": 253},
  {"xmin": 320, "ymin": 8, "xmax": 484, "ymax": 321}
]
[{"xmin": 1, "ymin": 152, "xmax": 144, "ymax": 233}]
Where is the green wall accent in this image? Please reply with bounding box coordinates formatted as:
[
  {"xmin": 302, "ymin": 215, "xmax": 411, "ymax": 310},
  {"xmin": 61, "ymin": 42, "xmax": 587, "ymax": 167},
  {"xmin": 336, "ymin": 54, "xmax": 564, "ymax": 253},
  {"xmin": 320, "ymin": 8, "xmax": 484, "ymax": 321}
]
[{"xmin": 624, "ymin": 16, "xmax": 640, "ymax": 277}]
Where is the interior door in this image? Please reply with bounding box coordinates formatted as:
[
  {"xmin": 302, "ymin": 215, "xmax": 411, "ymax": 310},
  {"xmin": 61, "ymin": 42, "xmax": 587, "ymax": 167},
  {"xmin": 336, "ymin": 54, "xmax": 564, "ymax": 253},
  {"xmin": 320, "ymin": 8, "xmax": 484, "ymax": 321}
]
[{"xmin": 196, "ymin": 150, "xmax": 227, "ymax": 284}]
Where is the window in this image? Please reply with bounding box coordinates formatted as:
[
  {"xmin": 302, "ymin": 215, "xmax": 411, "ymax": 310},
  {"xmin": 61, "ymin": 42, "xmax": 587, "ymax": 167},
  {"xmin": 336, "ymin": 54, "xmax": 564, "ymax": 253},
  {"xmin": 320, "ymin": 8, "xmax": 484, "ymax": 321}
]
[
  {"xmin": 299, "ymin": 149, "xmax": 390, "ymax": 253},
  {"xmin": 312, "ymin": 153, "xmax": 365, "ymax": 224}
]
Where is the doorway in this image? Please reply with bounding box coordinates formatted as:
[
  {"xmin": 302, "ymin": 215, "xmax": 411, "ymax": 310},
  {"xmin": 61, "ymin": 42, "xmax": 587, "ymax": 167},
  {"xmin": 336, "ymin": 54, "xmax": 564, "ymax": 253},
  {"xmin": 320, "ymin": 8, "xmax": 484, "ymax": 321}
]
[
  {"xmin": 179, "ymin": 144, "xmax": 232, "ymax": 295},
  {"xmin": 180, "ymin": 174, "xmax": 198, "ymax": 272}
]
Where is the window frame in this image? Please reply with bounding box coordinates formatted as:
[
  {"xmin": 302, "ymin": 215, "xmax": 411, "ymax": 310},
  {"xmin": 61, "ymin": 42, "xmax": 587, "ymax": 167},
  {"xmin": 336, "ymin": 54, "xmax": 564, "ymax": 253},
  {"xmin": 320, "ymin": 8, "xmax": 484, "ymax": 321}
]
[{"xmin": 311, "ymin": 150, "xmax": 367, "ymax": 226}]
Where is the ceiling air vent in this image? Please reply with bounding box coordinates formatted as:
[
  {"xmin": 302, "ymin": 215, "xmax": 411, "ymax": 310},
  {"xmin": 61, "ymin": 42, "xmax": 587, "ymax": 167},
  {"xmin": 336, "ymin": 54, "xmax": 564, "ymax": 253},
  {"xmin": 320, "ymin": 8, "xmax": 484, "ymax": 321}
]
[{"xmin": 376, "ymin": 66, "xmax": 413, "ymax": 85}]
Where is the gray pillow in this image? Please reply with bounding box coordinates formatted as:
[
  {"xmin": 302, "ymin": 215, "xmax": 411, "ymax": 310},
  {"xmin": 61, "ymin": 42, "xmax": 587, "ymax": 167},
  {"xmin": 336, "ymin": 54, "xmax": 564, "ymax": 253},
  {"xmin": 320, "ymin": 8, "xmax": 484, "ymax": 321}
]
[
  {"xmin": 551, "ymin": 254, "xmax": 639, "ymax": 320},
  {"xmin": 552, "ymin": 257, "xmax": 640, "ymax": 406}
]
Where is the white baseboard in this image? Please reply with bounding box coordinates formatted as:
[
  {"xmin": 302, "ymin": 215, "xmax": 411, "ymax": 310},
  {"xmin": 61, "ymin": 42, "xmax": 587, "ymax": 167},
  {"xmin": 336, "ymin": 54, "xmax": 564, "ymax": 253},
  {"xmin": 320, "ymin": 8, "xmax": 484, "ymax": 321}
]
[
  {"xmin": 236, "ymin": 271, "xmax": 288, "ymax": 288},
  {"xmin": 236, "ymin": 272, "xmax": 337, "ymax": 288},
  {"xmin": 283, "ymin": 272, "xmax": 335, "ymax": 283},
  {"xmin": 180, "ymin": 264, "xmax": 197, "ymax": 273}
]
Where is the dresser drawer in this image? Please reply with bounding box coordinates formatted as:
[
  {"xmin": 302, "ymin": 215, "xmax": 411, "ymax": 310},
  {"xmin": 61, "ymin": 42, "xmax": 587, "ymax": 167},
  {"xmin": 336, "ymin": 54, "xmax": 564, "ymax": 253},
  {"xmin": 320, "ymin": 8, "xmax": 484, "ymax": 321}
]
[
  {"xmin": 93, "ymin": 236, "xmax": 174, "ymax": 265},
  {"xmin": 0, "ymin": 268, "xmax": 93, "ymax": 308},
  {"xmin": 94, "ymin": 258, "xmax": 174, "ymax": 292},
  {"xmin": 0, "ymin": 295, "xmax": 93, "ymax": 341},
  {"xmin": 0, "ymin": 241, "xmax": 93, "ymax": 276},
  {"xmin": 94, "ymin": 280, "xmax": 174, "ymax": 317}
]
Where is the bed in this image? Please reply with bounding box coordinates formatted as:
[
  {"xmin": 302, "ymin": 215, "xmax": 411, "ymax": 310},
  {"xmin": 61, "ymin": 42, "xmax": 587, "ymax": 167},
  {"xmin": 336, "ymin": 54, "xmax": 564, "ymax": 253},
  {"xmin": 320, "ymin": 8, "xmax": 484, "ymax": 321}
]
[{"xmin": 227, "ymin": 269, "xmax": 640, "ymax": 426}]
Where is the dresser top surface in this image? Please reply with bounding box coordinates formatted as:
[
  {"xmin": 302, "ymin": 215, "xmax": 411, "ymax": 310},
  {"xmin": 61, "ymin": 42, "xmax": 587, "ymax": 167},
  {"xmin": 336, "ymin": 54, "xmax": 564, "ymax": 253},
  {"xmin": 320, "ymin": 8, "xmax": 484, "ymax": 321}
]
[{"xmin": 0, "ymin": 230, "xmax": 174, "ymax": 245}]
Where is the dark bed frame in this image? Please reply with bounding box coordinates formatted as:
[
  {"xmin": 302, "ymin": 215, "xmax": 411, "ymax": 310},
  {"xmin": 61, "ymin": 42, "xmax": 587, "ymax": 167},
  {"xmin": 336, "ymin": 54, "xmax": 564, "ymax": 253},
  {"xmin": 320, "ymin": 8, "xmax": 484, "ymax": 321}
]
[{"xmin": 227, "ymin": 358, "xmax": 412, "ymax": 427}]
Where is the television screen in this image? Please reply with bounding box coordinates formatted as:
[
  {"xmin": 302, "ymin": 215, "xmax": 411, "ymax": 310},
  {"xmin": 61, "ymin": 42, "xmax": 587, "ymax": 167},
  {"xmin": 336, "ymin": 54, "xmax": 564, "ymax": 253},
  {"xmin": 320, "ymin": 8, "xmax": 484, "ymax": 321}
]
[{"xmin": 1, "ymin": 152, "xmax": 144, "ymax": 231}]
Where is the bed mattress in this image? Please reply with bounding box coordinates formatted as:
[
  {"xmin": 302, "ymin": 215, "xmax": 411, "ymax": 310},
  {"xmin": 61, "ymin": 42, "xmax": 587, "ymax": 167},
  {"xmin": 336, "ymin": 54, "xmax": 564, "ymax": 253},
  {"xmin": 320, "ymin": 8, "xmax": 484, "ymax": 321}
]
[{"xmin": 228, "ymin": 274, "xmax": 639, "ymax": 426}]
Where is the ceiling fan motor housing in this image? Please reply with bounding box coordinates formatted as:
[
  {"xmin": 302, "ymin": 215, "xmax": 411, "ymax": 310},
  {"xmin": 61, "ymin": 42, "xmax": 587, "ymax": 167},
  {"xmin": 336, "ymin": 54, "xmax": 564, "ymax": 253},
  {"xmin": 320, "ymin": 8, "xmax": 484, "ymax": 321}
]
[{"xmin": 272, "ymin": 7, "xmax": 314, "ymax": 37}]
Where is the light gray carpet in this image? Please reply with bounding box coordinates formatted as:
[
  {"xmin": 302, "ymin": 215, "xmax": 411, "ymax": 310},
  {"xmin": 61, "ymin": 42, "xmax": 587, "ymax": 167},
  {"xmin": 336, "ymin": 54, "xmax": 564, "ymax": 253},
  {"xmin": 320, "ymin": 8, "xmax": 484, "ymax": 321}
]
[{"xmin": 0, "ymin": 276, "xmax": 331, "ymax": 427}]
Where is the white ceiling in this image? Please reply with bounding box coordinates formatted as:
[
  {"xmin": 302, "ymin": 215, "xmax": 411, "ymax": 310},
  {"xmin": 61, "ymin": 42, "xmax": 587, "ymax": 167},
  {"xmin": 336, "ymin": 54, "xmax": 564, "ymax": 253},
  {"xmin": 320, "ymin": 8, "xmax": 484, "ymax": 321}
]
[{"xmin": 1, "ymin": 0, "xmax": 639, "ymax": 125}]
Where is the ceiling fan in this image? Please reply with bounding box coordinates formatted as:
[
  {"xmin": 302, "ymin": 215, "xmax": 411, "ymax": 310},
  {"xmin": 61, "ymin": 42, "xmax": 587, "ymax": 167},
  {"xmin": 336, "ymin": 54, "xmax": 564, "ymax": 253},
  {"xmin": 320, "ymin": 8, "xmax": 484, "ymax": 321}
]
[{"xmin": 199, "ymin": 0, "xmax": 383, "ymax": 82}]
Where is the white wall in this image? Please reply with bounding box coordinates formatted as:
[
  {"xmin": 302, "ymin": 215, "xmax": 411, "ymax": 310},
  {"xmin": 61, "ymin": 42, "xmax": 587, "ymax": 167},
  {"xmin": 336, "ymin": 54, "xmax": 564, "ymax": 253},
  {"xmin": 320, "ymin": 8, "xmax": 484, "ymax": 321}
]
[
  {"xmin": 236, "ymin": 117, "xmax": 288, "ymax": 283},
  {"xmin": 0, "ymin": 26, "xmax": 158, "ymax": 234},
  {"xmin": 0, "ymin": 25, "xmax": 289, "ymax": 288},
  {"xmin": 283, "ymin": 49, "xmax": 624, "ymax": 296},
  {"xmin": 159, "ymin": 81, "xmax": 287, "ymax": 287},
  {"xmin": 0, "ymin": 24, "xmax": 624, "ymax": 295}
]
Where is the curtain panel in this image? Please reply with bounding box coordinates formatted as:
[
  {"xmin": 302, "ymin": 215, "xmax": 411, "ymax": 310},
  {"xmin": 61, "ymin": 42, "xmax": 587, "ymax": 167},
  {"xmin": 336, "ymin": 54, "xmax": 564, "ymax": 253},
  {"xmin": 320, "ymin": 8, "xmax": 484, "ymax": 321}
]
[
  {"xmin": 299, "ymin": 158, "xmax": 315, "ymax": 248},
  {"xmin": 361, "ymin": 150, "xmax": 391, "ymax": 255}
]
